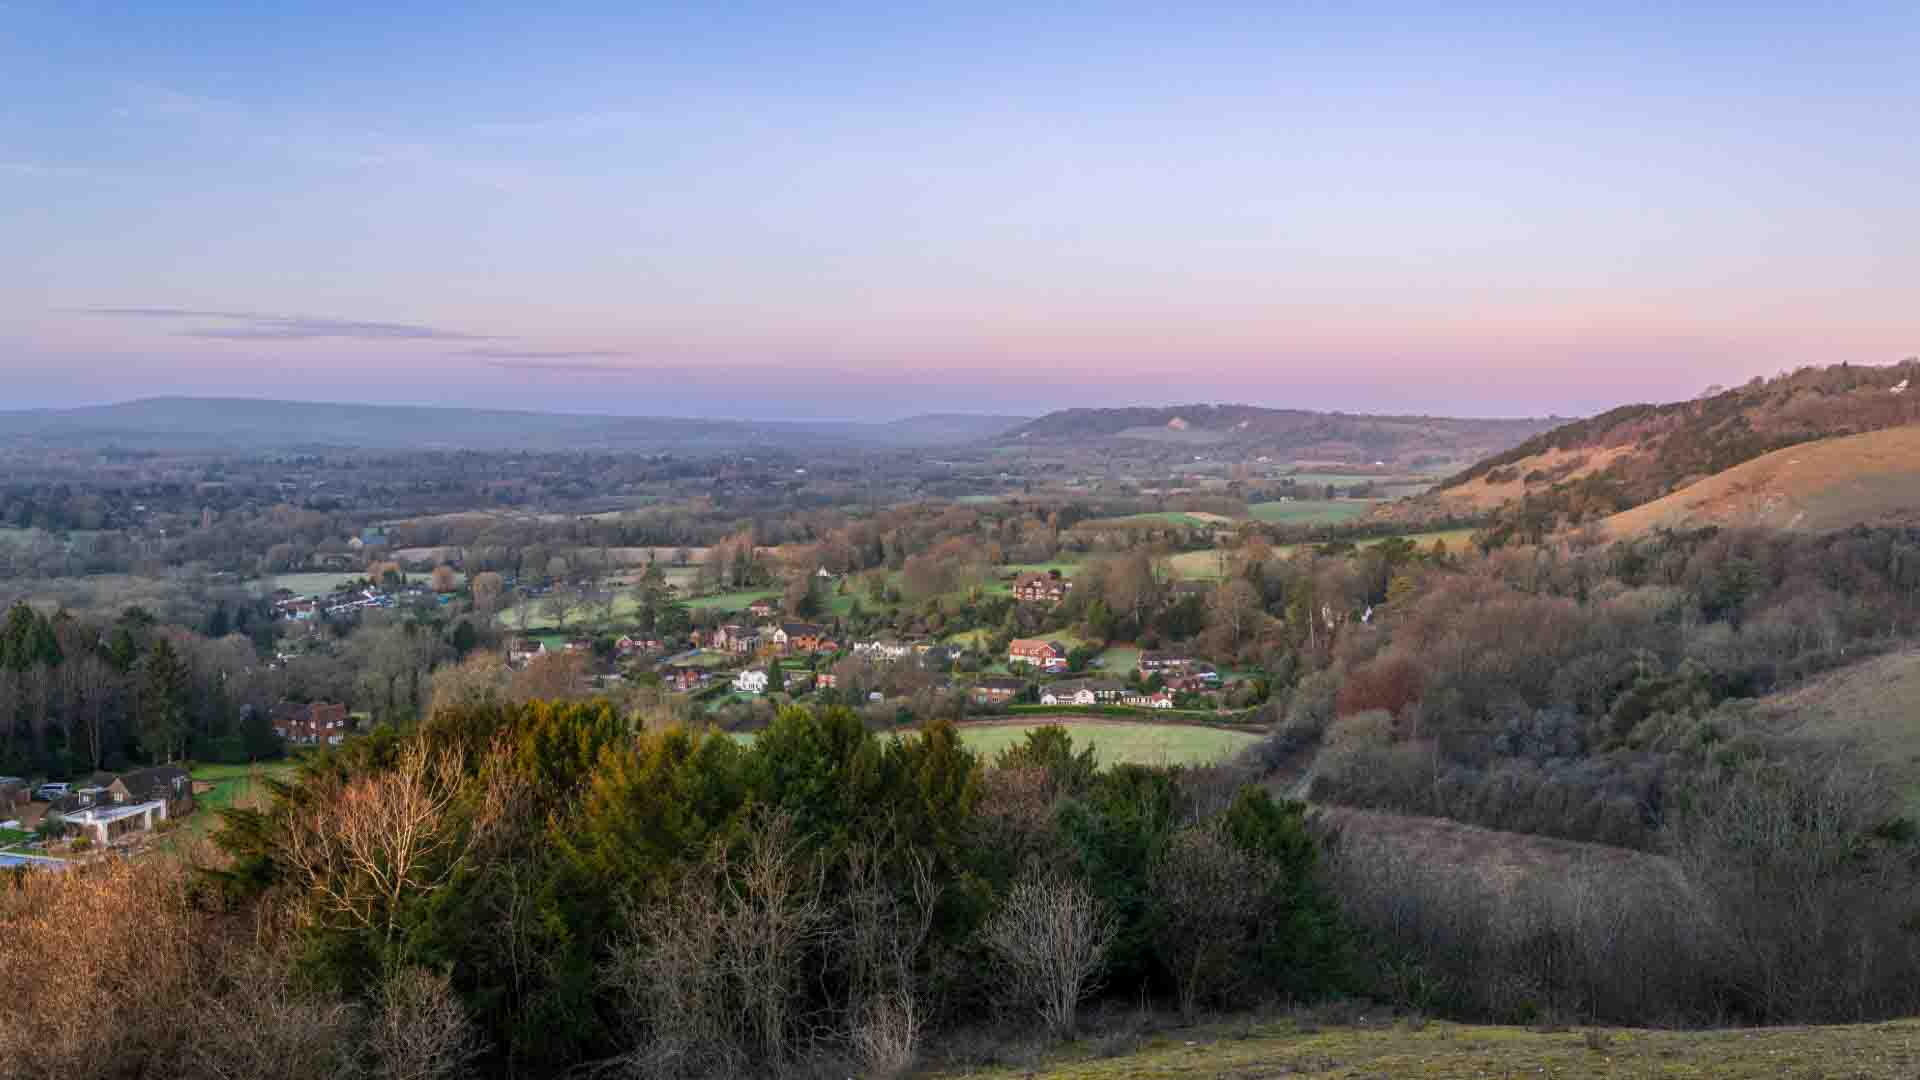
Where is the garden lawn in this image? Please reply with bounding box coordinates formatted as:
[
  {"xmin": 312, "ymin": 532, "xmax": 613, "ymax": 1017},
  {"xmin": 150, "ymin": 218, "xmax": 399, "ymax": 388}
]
[
  {"xmin": 684, "ymin": 588, "xmax": 780, "ymax": 612},
  {"xmin": 1091, "ymin": 646, "xmax": 1141, "ymax": 674},
  {"xmin": 192, "ymin": 760, "xmax": 301, "ymax": 816},
  {"xmin": 0, "ymin": 827, "xmax": 33, "ymax": 849},
  {"xmin": 271, "ymin": 571, "xmax": 365, "ymax": 595}
]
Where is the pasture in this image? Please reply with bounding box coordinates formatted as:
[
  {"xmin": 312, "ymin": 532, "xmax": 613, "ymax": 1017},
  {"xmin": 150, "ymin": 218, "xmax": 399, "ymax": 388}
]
[
  {"xmin": 1247, "ymin": 499, "xmax": 1376, "ymax": 525},
  {"xmin": 272, "ymin": 571, "xmax": 366, "ymax": 595},
  {"xmin": 956, "ymin": 720, "xmax": 1257, "ymax": 767}
]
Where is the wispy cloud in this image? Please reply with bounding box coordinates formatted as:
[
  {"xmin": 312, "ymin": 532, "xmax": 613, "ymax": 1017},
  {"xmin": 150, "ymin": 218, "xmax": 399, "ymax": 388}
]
[
  {"xmin": 0, "ymin": 160, "xmax": 98, "ymax": 179},
  {"xmin": 458, "ymin": 347, "xmax": 633, "ymax": 361},
  {"xmin": 85, "ymin": 307, "xmax": 494, "ymax": 342}
]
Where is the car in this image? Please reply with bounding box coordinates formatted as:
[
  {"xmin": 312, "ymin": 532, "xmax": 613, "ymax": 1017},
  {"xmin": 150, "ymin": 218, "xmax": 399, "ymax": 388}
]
[{"xmin": 33, "ymin": 782, "xmax": 70, "ymax": 801}]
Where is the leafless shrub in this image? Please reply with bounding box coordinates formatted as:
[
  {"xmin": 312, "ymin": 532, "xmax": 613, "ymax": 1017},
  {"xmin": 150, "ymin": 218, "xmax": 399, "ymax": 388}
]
[
  {"xmin": 1151, "ymin": 825, "xmax": 1264, "ymax": 1020},
  {"xmin": 368, "ymin": 967, "xmax": 484, "ymax": 1080},
  {"xmin": 980, "ymin": 871, "xmax": 1116, "ymax": 1038},
  {"xmin": 840, "ymin": 842, "xmax": 940, "ymax": 1076},
  {"xmin": 184, "ymin": 947, "xmax": 365, "ymax": 1080},
  {"xmin": 600, "ymin": 812, "xmax": 829, "ymax": 1077}
]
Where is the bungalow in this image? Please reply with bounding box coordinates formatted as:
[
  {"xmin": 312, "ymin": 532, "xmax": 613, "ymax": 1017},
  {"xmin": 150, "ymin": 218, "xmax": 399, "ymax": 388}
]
[
  {"xmin": 507, "ymin": 638, "xmax": 546, "ymax": 666},
  {"xmin": 1039, "ymin": 679, "xmax": 1127, "ymax": 706},
  {"xmin": 1014, "ymin": 573, "xmax": 1072, "ymax": 604},
  {"xmin": 1120, "ymin": 691, "xmax": 1176, "ymax": 710},
  {"xmin": 55, "ymin": 765, "xmax": 192, "ymax": 847},
  {"xmin": 1138, "ymin": 650, "xmax": 1192, "ymax": 673},
  {"xmin": 273, "ymin": 701, "xmax": 351, "ymax": 745},
  {"xmin": 734, "ymin": 668, "xmax": 769, "ymax": 694},
  {"xmin": 662, "ymin": 666, "xmax": 708, "ymax": 692},
  {"xmin": 971, "ymin": 676, "xmax": 1026, "ymax": 705},
  {"xmin": 747, "ymin": 599, "xmax": 778, "ymax": 619},
  {"xmin": 772, "ymin": 622, "xmax": 828, "ymax": 654},
  {"xmin": 1009, "ymin": 639, "xmax": 1070, "ymax": 673}
]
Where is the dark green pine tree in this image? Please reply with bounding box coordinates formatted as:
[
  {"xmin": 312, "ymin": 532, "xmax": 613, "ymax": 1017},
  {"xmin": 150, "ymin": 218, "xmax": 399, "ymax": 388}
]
[
  {"xmin": 767, "ymin": 658, "xmax": 785, "ymax": 694},
  {"xmin": 140, "ymin": 637, "xmax": 190, "ymax": 763}
]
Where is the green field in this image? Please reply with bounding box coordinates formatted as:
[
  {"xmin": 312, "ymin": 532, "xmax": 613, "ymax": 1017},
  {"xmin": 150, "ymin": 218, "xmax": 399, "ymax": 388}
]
[
  {"xmin": 192, "ymin": 760, "xmax": 301, "ymax": 817},
  {"xmin": 1091, "ymin": 645, "xmax": 1141, "ymax": 674},
  {"xmin": 683, "ymin": 588, "xmax": 780, "ymax": 612},
  {"xmin": 272, "ymin": 571, "xmax": 366, "ymax": 595},
  {"xmin": 0, "ymin": 827, "xmax": 33, "ymax": 849},
  {"xmin": 1164, "ymin": 549, "xmax": 1228, "ymax": 580},
  {"xmin": 1078, "ymin": 511, "xmax": 1236, "ymax": 530},
  {"xmin": 934, "ymin": 1015, "xmax": 1920, "ymax": 1079},
  {"xmin": 955, "ymin": 721, "xmax": 1257, "ymax": 767},
  {"xmin": 1248, "ymin": 499, "xmax": 1377, "ymax": 525}
]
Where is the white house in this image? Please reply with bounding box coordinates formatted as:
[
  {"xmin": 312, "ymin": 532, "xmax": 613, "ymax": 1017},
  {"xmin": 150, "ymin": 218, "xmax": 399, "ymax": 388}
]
[
  {"xmin": 1039, "ymin": 679, "xmax": 1125, "ymax": 706},
  {"xmin": 1121, "ymin": 691, "xmax": 1175, "ymax": 710},
  {"xmin": 852, "ymin": 640, "xmax": 913, "ymax": 662},
  {"xmin": 61, "ymin": 799, "xmax": 169, "ymax": 847},
  {"xmin": 734, "ymin": 668, "xmax": 769, "ymax": 694}
]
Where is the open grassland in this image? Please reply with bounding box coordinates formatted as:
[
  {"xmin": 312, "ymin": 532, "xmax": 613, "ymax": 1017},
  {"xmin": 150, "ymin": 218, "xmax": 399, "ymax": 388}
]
[
  {"xmin": 927, "ymin": 1015, "xmax": 1920, "ymax": 1079},
  {"xmin": 1604, "ymin": 426, "xmax": 1920, "ymax": 538},
  {"xmin": 682, "ymin": 588, "xmax": 780, "ymax": 611},
  {"xmin": 956, "ymin": 720, "xmax": 1257, "ymax": 767},
  {"xmin": 1742, "ymin": 648, "xmax": 1920, "ymax": 814},
  {"xmin": 1248, "ymin": 499, "xmax": 1377, "ymax": 525},
  {"xmin": 1164, "ymin": 549, "xmax": 1228, "ymax": 580}
]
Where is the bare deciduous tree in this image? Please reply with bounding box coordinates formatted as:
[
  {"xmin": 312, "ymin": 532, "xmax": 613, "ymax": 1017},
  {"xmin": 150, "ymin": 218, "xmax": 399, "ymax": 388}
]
[
  {"xmin": 981, "ymin": 872, "xmax": 1115, "ymax": 1037},
  {"xmin": 279, "ymin": 743, "xmax": 473, "ymax": 953}
]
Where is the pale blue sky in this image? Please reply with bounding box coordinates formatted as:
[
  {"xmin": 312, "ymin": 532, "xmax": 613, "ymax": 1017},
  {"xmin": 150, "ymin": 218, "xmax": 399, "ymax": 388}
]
[{"xmin": 3, "ymin": 3, "xmax": 1915, "ymax": 419}]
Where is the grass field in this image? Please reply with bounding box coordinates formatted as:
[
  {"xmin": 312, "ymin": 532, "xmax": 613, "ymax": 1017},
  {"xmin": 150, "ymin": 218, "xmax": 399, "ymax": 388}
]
[
  {"xmin": 192, "ymin": 760, "xmax": 301, "ymax": 817},
  {"xmin": 1248, "ymin": 499, "xmax": 1377, "ymax": 525},
  {"xmin": 272, "ymin": 571, "xmax": 366, "ymax": 594},
  {"xmin": 0, "ymin": 826, "xmax": 33, "ymax": 848},
  {"xmin": 1164, "ymin": 549, "xmax": 1227, "ymax": 580},
  {"xmin": 929, "ymin": 1015, "xmax": 1920, "ymax": 1079},
  {"xmin": 1078, "ymin": 511, "xmax": 1236, "ymax": 530},
  {"xmin": 684, "ymin": 588, "xmax": 780, "ymax": 611},
  {"xmin": 1091, "ymin": 646, "xmax": 1140, "ymax": 674},
  {"xmin": 956, "ymin": 721, "xmax": 1256, "ymax": 767}
]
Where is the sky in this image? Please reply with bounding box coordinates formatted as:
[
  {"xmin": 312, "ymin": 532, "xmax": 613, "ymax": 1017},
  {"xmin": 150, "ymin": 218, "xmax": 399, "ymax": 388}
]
[{"xmin": 2, "ymin": 2, "xmax": 1915, "ymax": 421}]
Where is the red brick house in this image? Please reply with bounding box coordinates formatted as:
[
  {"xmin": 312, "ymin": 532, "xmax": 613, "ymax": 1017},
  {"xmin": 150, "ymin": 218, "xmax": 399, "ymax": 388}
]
[
  {"xmin": 1009, "ymin": 639, "xmax": 1069, "ymax": 672},
  {"xmin": 971, "ymin": 676, "xmax": 1026, "ymax": 705},
  {"xmin": 272, "ymin": 701, "xmax": 351, "ymax": 745},
  {"xmin": 1014, "ymin": 573, "xmax": 1072, "ymax": 604}
]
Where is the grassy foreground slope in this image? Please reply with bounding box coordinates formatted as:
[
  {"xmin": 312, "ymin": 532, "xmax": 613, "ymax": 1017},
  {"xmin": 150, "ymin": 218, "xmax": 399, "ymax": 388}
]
[
  {"xmin": 932, "ymin": 1016, "xmax": 1920, "ymax": 1078},
  {"xmin": 1602, "ymin": 425, "xmax": 1920, "ymax": 537}
]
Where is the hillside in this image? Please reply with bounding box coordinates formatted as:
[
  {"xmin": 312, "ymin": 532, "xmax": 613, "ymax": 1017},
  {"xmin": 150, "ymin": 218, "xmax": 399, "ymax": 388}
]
[
  {"xmin": 1000, "ymin": 405, "xmax": 1558, "ymax": 469},
  {"xmin": 1731, "ymin": 647, "xmax": 1920, "ymax": 813},
  {"xmin": 0, "ymin": 397, "xmax": 1030, "ymax": 452},
  {"xmin": 928, "ymin": 1015, "xmax": 1920, "ymax": 1078},
  {"xmin": 1386, "ymin": 360, "xmax": 1920, "ymax": 526},
  {"xmin": 1602, "ymin": 426, "xmax": 1920, "ymax": 537}
]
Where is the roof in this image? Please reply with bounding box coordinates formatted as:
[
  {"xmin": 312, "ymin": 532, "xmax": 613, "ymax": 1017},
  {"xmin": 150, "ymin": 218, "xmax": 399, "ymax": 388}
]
[
  {"xmin": 1010, "ymin": 638, "xmax": 1067, "ymax": 652},
  {"xmin": 780, "ymin": 622, "xmax": 826, "ymax": 636},
  {"xmin": 1048, "ymin": 678, "xmax": 1125, "ymax": 694},
  {"xmin": 115, "ymin": 766, "xmax": 188, "ymax": 801}
]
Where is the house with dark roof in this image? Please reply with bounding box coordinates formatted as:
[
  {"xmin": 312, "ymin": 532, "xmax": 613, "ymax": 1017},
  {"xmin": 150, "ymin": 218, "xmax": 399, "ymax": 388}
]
[{"xmin": 971, "ymin": 676, "xmax": 1027, "ymax": 706}]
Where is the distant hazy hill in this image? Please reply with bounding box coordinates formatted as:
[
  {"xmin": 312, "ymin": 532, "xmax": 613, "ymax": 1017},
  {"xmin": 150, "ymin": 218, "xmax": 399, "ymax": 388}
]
[
  {"xmin": 0, "ymin": 397, "xmax": 1030, "ymax": 452},
  {"xmin": 1385, "ymin": 360, "xmax": 1920, "ymax": 527},
  {"xmin": 1001, "ymin": 404, "xmax": 1558, "ymax": 468}
]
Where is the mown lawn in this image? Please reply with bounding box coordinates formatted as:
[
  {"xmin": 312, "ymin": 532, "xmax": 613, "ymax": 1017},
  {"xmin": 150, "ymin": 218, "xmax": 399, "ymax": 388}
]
[
  {"xmin": 927, "ymin": 1015, "xmax": 1920, "ymax": 1079},
  {"xmin": 0, "ymin": 827, "xmax": 33, "ymax": 849},
  {"xmin": 955, "ymin": 721, "xmax": 1256, "ymax": 767},
  {"xmin": 192, "ymin": 759, "xmax": 301, "ymax": 815}
]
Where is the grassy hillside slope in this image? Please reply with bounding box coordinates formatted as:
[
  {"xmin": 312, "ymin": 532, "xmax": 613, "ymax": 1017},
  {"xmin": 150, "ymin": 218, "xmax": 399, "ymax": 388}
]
[
  {"xmin": 929, "ymin": 1015, "xmax": 1920, "ymax": 1078},
  {"xmin": 1602, "ymin": 426, "xmax": 1920, "ymax": 537},
  {"xmin": 1732, "ymin": 647, "xmax": 1920, "ymax": 812},
  {"xmin": 1382, "ymin": 360, "xmax": 1920, "ymax": 527}
]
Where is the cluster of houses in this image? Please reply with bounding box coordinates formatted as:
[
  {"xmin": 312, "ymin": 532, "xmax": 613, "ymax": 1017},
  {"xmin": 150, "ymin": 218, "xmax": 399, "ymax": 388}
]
[
  {"xmin": 1013, "ymin": 571, "xmax": 1073, "ymax": 604},
  {"xmin": 1, "ymin": 766, "xmax": 196, "ymax": 851},
  {"xmin": 271, "ymin": 579, "xmax": 447, "ymax": 622}
]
